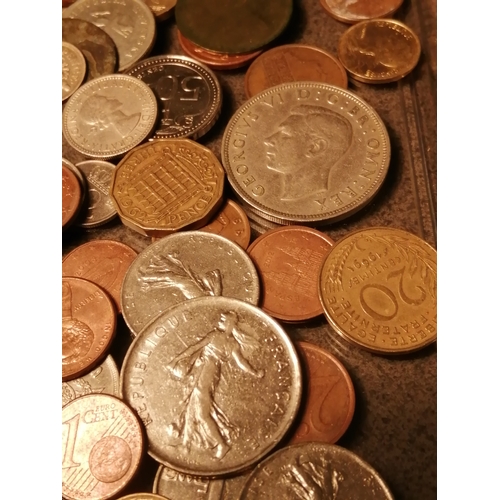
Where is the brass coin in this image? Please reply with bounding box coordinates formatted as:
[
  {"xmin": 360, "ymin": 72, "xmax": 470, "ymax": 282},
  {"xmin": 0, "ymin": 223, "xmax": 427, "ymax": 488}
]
[
  {"xmin": 63, "ymin": 42, "xmax": 87, "ymax": 101},
  {"xmin": 319, "ymin": 228, "xmax": 437, "ymax": 354},
  {"xmin": 338, "ymin": 19, "xmax": 421, "ymax": 84},
  {"xmin": 320, "ymin": 0, "xmax": 404, "ymax": 24},
  {"xmin": 63, "ymin": 163, "xmax": 83, "ymax": 230},
  {"xmin": 143, "ymin": 0, "xmax": 176, "ymax": 21}
]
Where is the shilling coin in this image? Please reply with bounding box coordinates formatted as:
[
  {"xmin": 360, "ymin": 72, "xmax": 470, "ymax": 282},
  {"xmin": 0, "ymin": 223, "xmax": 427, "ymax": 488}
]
[
  {"xmin": 143, "ymin": 0, "xmax": 176, "ymax": 21},
  {"xmin": 62, "ymin": 394, "xmax": 144, "ymax": 500},
  {"xmin": 221, "ymin": 82, "xmax": 390, "ymax": 225},
  {"xmin": 121, "ymin": 231, "xmax": 260, "ymax": 336},
  {"xmin": 319, "ymin": 227, "xmax": 437, "ymax": 354},
  {"xmin": 338, "ymin": 19, "xmax": 421, "ymax": 84},
  {"xmin": 62, "ymin": 0, "xmax": 156, "ymax": 71},
  {"xmin": 239, "ymin": 442, "xmax": 394, "ymax": 499},
  {"xmin": 120, "ymin": 296, "xmax": 302, "ymax": 476},
  {"xmin": 62, "ymin": 74, "xmax": 158, "ymax": 160},
  {"xmin": 63, "ymin": 163, "xmax": 83, "ymax": 230},
  {"xmin": 63, "ymin": 42, "xmax": 87, "ymax": 101},
  {"xmin": 126, "ymin": 56, "xmax": 222, "ymax": 141},
  {"xmin": 320, "ymin": 0, "xmax": 404, "ymax": 24}
]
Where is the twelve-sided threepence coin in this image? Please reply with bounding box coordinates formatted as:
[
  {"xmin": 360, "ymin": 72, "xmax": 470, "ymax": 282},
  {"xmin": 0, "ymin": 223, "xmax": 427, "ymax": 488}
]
[
  {"xmin": 121, "ymin": 232, "xmax": 260, "ymax": 336},
  {"xmin": 120, "ymin": 296, "xmax": 302, "ymax": 476},
  {"xmin": 62, "ymin": 75, "xmax": 158, "ymax": 160},
  {"xmin": 221, "ymin": 82, "xmax": 390, "ymax": 225}
]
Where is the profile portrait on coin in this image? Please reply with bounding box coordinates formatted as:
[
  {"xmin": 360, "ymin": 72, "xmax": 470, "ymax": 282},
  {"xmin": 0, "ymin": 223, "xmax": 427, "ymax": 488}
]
[{"xmin": 264, "ymin": 104, "xmax": 353, "ymax": 200}]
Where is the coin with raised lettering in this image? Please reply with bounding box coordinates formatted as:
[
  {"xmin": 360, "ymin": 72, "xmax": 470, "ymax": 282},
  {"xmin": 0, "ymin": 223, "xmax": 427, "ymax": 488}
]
[
  {"xmin": 319, "ymin": 227, "xmax": 437, "ymax": 354},
  {"xmin": 320, "ymin": 0, "xmax": 404, "ymax": 24},
  {"xmin": 63, "ymin": 163, "xmax": 83, "ymax": 230},
  {"xmin": 143, "ymin": 0, "xmax": 176, "ymax": 21},
  {"xmin": 63, "ymin": 42, "xmax": 87, "ymax": 101},
  {"xmin": 121, "ymin": 296, "xmax": 302, "ymax": 476},
  {"xmin": 62, "ymin": 394, "xmax": 144, "ymax": 500}
]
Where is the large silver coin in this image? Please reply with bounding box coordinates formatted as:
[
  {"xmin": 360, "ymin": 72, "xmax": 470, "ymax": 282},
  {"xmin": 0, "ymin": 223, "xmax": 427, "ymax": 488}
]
[
  {"xmin": 221, "ymin": 82, "xmax": 390, "ymax": 225},
  {"xmin": 120, "ymin": 296, "xmax": 302, "ymax": 476}
]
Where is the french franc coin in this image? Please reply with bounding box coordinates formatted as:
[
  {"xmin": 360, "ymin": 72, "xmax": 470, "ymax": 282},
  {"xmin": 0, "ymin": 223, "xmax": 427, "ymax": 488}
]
[
  {"xmin": 120, "ymin": 296, "xmax": 302, "ymax": 476},
  {"xmin": 121, "ymin": 232, "xmax": 260, "ymax": 336},
  {"xmin": 221, "ymin": 82, "xmax": 390, "ymax": 225}
]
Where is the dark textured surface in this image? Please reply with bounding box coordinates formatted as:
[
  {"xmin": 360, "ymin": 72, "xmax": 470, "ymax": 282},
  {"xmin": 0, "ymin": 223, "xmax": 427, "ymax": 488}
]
[{"xmin": 62, "ymin": 0, "xmax": 437, "ymax": 498}]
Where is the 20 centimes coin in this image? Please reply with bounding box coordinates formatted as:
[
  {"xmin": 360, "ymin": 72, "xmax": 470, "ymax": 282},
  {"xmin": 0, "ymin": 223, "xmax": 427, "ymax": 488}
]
[
  {"xmin": 239, "ymin": 442, "xmax": 394, "ymax": 499},
  {"xmin": 62, "ymin": 355, "xmax": 120, "ymax": 407},
  {"xmin": 120, "ymin": 296, "xmax": 302, "ymax": 476},
  {"xmin": 126, "ymin": 56, "xmax": 222, "ymax": 141},
  {"xmin": 62, "ymin": 74, "xmax": 158, "ymax": 160},
  {"xmin": 247, "ymin": 226, "xmax": 335, "ymax": 322},
  {"xmin": 338, "ymin": 19, "xmax": 421, "ymax": 84},
  {"xmin": 63, "ymin": 163, "xmax": 83, "ymax": 230},
  {"xmin": 121, "ymin": 231, "xmax": 260, "ymax": 336},
  {"xmin": 143, "ymin": 0, "xmax": 177, "ymax": 21},
  {"xmin": 245, "ymin": 44, "xmax": 348, "ymax": 99},
  {"xmin": 221, "ymin": 82, "xmax": 390, "ymax": 225},
  {"xmin": 62, "ymin": 277, "xmax": 117, "ymax": 381},
  {"xmin": 63, "ymin": 42, "xmax": 87, "ymax": 101},
  {"xmin": 62, "ymin": 394, "xmax": 144, "ymax": 500},
  {"xmin": 62, "ymin": 240, "xmax": 138, "ymax": 313},
  {"xmin": 319, "ymin": 227, "xmax": 437, "ymax": 354},
  {"xmin": 320, "ymin": 0, "xmax": 404, "ymax": 24}
]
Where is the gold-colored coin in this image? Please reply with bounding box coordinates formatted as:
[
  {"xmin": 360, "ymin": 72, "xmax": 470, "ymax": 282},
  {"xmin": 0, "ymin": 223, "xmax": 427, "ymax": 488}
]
[
  {"xmin": 319, "ymin": 228, "xmax": 436, "ymax": 354},
  {"xmin": 338, "ymin": 19, "xmax": 421, "ymax": 84}
]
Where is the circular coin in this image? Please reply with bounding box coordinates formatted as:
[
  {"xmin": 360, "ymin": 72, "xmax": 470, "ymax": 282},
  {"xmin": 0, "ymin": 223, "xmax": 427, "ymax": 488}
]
[
  {"xmin": 320, "ymin": 0, "xmax": 404, "ymax": 24},
  {"xmin": 319, "ymin": 227, "xmax": 437, "ymax": 354},
  {"xmin": 62, "ymin": 162, "xmax": 83, "ymax": 230},
  {"xmin": 117, "ymin": 495, "xmax": 173, "ymax": 500},
  {"xmin": 120, "ymin": 296, "xmax": 302, "ymax": 476},
  {"xmin": 221, "ymin": 82, "xmax": 390, "ymax": 225},
  {"xmin": 143, "ymin": 0, "xmax": 176, "ymax": 21},
  {"xmin": 63, "ymin": 42, "xmax": 87, "ymax": 101},
  {"xmin": 338, "ymin": 19, "xmax": 421, "ymax": 84}
]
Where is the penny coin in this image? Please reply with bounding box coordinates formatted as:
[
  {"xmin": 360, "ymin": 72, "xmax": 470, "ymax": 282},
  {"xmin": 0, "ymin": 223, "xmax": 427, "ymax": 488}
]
[
  {"xmin": 221, "ymin": 82, "xmax": 390, "ymax": 225},
  {"xmin": 239, "ymin": 442, "xmax": 394, "ymax": 499},
  {"xmin": 288, "ymin": 341, "xmax": 355, "ymax": 444},
  {"xmin": 143, "ymin": 0, "xmax": 176, "ymax": 21},
  {"xmin": 62, "ymin": 394, "xmax": 144, "ymax": 500},
  {"xmin": 338, "ymin": 19, "xmax": 421, "ymax": 84},
  {"xmin": 121, "ymin": 231, "xmax": 260, "ymax": 336},
  {"xmin": 126, "ymin": 56, "xmax": 222, "ymax": 141},
  {"xmin": 120, "ymin": 296, "xmax": 302, "ymax": 476},
  {"xmin": 245, "ymin": 44, "xmax": 348, "ymax": 99},
  {"xmin": 175, "ymin": 0, "xmax": 293, "ymax": 54},
  {"xmin": 62, "ymin": 355, "xmax": 120, "ymax": 407},
  {"xmin": 247, "ymin": 226, "xmax": 335, "ymax": 322},
  {"xmin": 62, "ymin": 0, "xmax": 156, "ymax": 71},
  {"xmin": 63, "ymin": 163, "xmax": 83, "ymax": 230},
  {"xmin": 110, "ymin": 139, "xmax": 225, "ymax": 237},
  {"xmin": 199, "ymin": 199, "xmax": 251, "ymax": 250},
  {"xmin": 62, "ymin": 240, "xmax": 138, "ymax": 313},
  {"xmin": 62, "ymin": 277, "xmax": 117, "ymax": 381},
  {"xmin": 319, "ymin": 227, "xmax": 437, "ymax": 354},
  {"xmin": 117, "ymin": 495, "xmax": 173, "ymax": 500},
  {"xmin": 62, "ymin": 74, "xmax": 158, "ymax": 160},
  {"xmin": 320, "ymin": 0, "xmax": 404, "ymax": 24},
  {"xmin": 63, "ymin": 42, "xmax": 87, "ymax": 101},
  {"xmin": 62, "ymin": 19, "xmax": 117, "ymax": 82}
]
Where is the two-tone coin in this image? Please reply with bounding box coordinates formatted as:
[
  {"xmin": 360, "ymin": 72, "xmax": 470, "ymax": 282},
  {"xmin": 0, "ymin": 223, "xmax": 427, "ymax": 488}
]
[
  {"xmin": 63, "ymin": 42, "xmax": 87, "ymax": 101},
  {"xmin": 321, "ymin": 0, "xmax": 404, "ymax": 24}
]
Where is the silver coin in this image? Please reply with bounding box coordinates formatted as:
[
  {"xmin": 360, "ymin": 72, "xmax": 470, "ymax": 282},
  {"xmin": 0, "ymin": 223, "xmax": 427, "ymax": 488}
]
[{"xmin": 62, "ymin": 42, "xmax": 87, "ymax": 101}]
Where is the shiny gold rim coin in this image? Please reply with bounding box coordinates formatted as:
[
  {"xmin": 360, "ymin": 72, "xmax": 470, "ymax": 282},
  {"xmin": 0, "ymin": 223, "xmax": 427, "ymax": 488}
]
[
  {"xmin": 63, "ymin": 42, "xmax": 87, "ymax": 101},
  {"xmin": 338, "ymin": 19, "xmax": 421, "ymax": 84},
  {"xmin": 320, "ymin": 0, "xmax": 404, "ymax": 24},
  {"xmin": 319, "ymin": 227, "xmax": 437, "ymax": 354}
]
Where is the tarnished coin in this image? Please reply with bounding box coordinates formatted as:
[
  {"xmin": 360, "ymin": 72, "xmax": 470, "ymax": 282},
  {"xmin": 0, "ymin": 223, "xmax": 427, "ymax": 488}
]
[
  {"xmin": 247, "ymin": 226, "xmax": 335, "ymax": 322},
  {"xmin": 121, "ymin": 296, "xmax": 302, "ymax": 476},
  {"xmin": 63, "ymin": 42, "xmax": 87, "ymax": 101},
  {"xmin": 338, "ymin": 19, "xmax": 421, "ymax": 84},
  {"xmin": 63, "ymin": 163, "xmax": 83, "ymax": 230},
  {"xmin": 62, "ymin": 277, "xmax": 117, "ymax": 381},
  {"xmin": 121, "ymin": 231, "xmax": 260, "ymax": 336},
  {"xmin": 110, "ymin": 139, "xmax": 225, "ymax": 237},
  {"xmin": 118, "ymin": 495, "xmax": 172, "ymax": 500},
  {"xmin": 62, "ymin": 394, "xmax": 144, "ymax": 500},
  {"xmin": 320, "ymin": 0, "xmax": 404, "ymax": 24},
  {"xmin": 62, "ymin": 240, "xmax": 138, "ymax": 313},
  {"xmin": 222, "ymin": 82, "xmax": 390, "ymax": 225},
  {"xmin": 62, "ymin": 0, "xmax": 156, "ymax": 71},
  {"xmin": 143, "ymin": 0, "xmax": 176, "ymax": 21},
  {"xmin": 62, "ymin": 355, "xmax": 120, "ymax": 407},
  {"xmin": 239, "ymin": 442, "xmax": 394, "ymax": 499},
  {"xmin": 62, "ymin": 19, "xmax": 117, "ymax": 81},
  {"xmin": 62, "ymin": 74, "xmax": 158, "ymax": 160},
  {"xmin": 245, "ymin": 44, "xmax": 348, "ymax": 99},
  {"xmin": 319, "ymin": 228, "xmax": 437, "ymax": 354},
  {"xmin": 126, "ymin": 56, "xmax": 222, "ymax": 141}
]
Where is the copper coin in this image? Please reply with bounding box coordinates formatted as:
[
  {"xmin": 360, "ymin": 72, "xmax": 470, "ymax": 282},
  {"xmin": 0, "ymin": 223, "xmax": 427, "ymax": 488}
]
[
  {"xmin": 63, "ymin": 163, "xmax": 83, "ymax": 230},
  {"xmin": 320, "ymin": 0, "xmax": 404, "ymax": 24},
  {"xmin": 62, "ymin": 394, "xmax": 144, "ymax": 500},
  {"xmin": 177, "ymin": 30, "xmax": 262, "ymax": 71},
  {"xmin": 62, "ymin": 277, "xmax": 117, "ymax": 381},
  {"xmin": 245, "ymin": 44, "xmax": 348, "ymax": 99},
  {"xmin": 247, "ymin": 226, "xmax": 335, "ymax": 322},
  {"xmin": 62, "ymin": 240, "xmax": 138, "ymax": 313},
  {"xmin": 287, "ymin": 341, "xmax": 355, "ymax": 445}
]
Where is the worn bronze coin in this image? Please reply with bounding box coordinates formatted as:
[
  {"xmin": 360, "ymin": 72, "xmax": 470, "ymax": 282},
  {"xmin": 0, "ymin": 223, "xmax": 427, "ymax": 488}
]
[
  {"xmin": 117, "ymin": 495, "xmax": 172, "ymax": 500},
  {"xmin": 63, "ymin": 163, "xmax": 83, "ymax": 230},
  {"xmin": 63, "ymin": 42, "xmax": 87, "ymax": 101},
  {"xmin": 143, "ymin": 0, "xmax": 176, "ymax": 21},
  {"xmin": 320, "ymin": 0, "xmax": 404, "ymax": 24}
]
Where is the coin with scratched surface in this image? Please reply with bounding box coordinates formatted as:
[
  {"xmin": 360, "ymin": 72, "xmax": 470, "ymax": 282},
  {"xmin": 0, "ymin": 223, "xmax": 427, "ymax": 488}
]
[
  {"xmin": 120, "ymin": 296, "xmax": 302, "ymax": 476},
  {"xmin": 319, "ymin": 227, "xmax": 437, "ymax": 354},
  {"xmin": 63, "ymin": 163, "xmax": 83, "ymax": 230},
  {"xmin": 63, "ymin": 42, "xmax": 87, "ymax": 101},
  {"xmin": 62, "ymin": 74, "xmax": 157, "ymax": 160},
  {"xmin": 121, "ymin": 231, "xmax": 260, "ymax": 336},
  {"xmin": 222, "ymin": 82, "xmax": 390, "ymax": 225},
  {"xmin": 62, "ymin": 394, "xmax": 144, "ymax": 500},
  {"xmin": 320, "ymin": 0, "xmax": 404, "ymax": 24}
]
